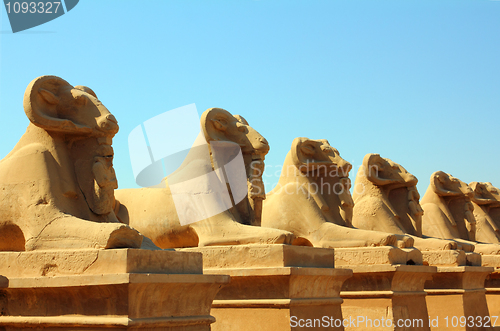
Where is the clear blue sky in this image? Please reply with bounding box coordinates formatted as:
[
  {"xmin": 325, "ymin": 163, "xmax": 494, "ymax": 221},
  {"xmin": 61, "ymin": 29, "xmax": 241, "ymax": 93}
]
[{"xmin": 1, "ymin": 0, "xmax": 499, "ymax": 195}]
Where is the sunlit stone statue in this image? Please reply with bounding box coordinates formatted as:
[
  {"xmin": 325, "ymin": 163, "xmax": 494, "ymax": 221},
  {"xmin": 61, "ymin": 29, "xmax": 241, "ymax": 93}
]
[
  {"xmin": 421, "ymin": 171, "xmax": 500, "ymax": 255},
  {"xmin": 488, "ymin": 186, "xmax": 500, "ymax": 234},
  {"xmin": 470, "ymin": 182, "xmax": 500, "ymax": 244},
  {"xmin": 115, "ymin": 108, "xmax": 295, "ymax": 248},
  {"xmin": 0, "ymin": 75, "xmax": 143, "ymax": 251},
  {"xmin": 201, "ymin": 109, "xmax": 268, "ymax": 227},
  {"xmin": 352, "ymin": 154, "xmax": 472, "ymax": 251},
  {"xmin": 261, "ymin": 138, "xmax": 414, "ymax": 248}
]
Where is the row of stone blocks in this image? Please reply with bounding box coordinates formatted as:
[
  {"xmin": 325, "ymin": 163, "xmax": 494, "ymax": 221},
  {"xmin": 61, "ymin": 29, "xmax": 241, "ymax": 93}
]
[{"xmin": 0, "ymin": 245, "xmax": 499, "ymax": 331}]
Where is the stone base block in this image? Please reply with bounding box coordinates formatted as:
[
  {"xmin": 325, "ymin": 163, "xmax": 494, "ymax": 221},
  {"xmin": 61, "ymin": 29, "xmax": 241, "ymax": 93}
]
[
  {"xmin": 421, "ymin": 250, "xmax": 482, "ymax": 267},
  {"xmin": 0, "ymin": 249, "xmax": 229, "ymax": 331},
  {"xmin": 181, "ymin": 244, "xmax": 353, "ymax": 331},
  {"xmin": 482, "ymin": 254, "xmax": 500, "ymax": 268},
  {"xmin": 339, "ymin": 264, "xmax": 437, "ymax": 331},
  {"xmin": 181, "ymin": 243, "xmax": 335, "ymax": 269},
  {"xmin": 425, "ymin": 266, "xmax": 494, "ymax": 331},
  {"xmin": 486, "ymin": 269, "xmax": 500, "ymax": 327},
  {"xmin": 335, "ymin": 247, "xmax": 422, "ymax": 266},
  {"xmin": 0, "ymin": 248, "xmax": 202, "ymax": 277},
  {"xmin": 466, "ymin": 252, "xmax": 483, "ymax": 266}
]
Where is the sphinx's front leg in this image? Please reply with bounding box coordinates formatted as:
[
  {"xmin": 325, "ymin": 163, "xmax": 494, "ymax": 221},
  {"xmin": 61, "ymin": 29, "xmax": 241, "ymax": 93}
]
[{"xmin": 25, "ymin": 215, "xmax": 143, "ymax": 251}]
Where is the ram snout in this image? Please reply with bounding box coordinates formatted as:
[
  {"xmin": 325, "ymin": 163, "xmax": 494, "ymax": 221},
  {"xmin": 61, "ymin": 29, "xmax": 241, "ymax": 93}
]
[
  {"xmin": 96, "ymin": 113, "xmax": 119, "ymax": 136},
  {"xmin": 246, "ymin": 126, "xmax": 270, "ymax": 156},
  {"xmin": 336, "ymin": 158, "xmax": 352, "ymax": 178}
]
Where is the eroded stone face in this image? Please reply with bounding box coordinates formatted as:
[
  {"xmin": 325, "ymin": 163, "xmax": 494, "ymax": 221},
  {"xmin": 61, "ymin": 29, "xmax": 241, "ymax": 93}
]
[{"xmin": 0, "ymin": 75, "xmax": 142, "ymax": 251}]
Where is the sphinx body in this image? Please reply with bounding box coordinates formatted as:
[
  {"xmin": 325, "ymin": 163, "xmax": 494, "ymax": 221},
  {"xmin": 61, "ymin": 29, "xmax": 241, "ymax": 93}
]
[
  {"xmin": 421, "ymin": 171, "xmax": 500, "ymax": 255},
  {"xmin": 115, "ymin": 108, "xmax": 295, "ymax": 248},
  {"xmin": 469, "ymin": 182, "xmax": 500, "ymax": 244},
  {"xmin": 0, "ymin": 76, "xmax": 143, "ymax": 251},
  {"xmin": 351, "ymin": 154, "xmax": 472, "ymax": 251},
  {"xmin": 489, "ymin": 197, "xmax": 500, "ymax": 234},
  {"xmin": 261, "ymin": 138, "xmax": 414, "ymax": 248}
]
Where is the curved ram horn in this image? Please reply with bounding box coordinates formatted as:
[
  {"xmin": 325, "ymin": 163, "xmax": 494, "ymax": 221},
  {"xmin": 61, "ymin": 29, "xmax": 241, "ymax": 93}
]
[
  {"xmin": 200, "ymin": 107, "xmax": 233, "ymax": 142},
  {"xmin": 23, "ymin": 75, "xmax": 92, "ymax": 135}
]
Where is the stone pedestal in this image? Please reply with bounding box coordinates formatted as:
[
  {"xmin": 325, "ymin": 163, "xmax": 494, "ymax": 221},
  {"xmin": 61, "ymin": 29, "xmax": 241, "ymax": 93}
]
[
  {"xmin": 425, "ymin": 266, "xmax": 494, "ymax": 331},
  {"xmin": 181, "ymin": 244, "xmax": 353, "ymax": 331},
  {"xmin": 336, "ymin": 247, "xmax": 437, "ymax": 331},
  {"xmin": 412, "ymin": 250, "xmax": 493, "ymax": 330},
  {"xmin": 482, "ymin": 255, "xmax": 500, "ymax": 327},
  {"xmin": 0, "ymin": 249, "xmax": 229, "ymax": 331},
  {"xmin": 485, "ymin": 269, "xmax": 500, "ymax": 328}
]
